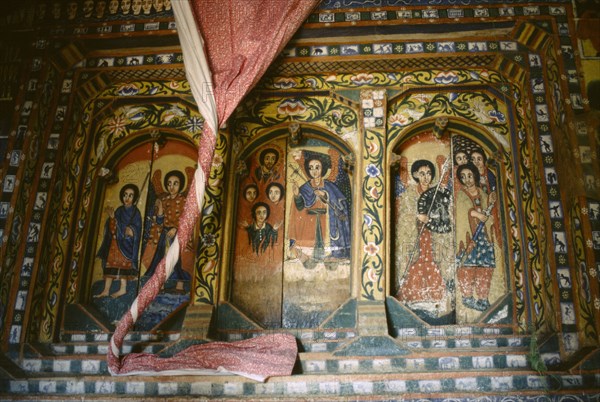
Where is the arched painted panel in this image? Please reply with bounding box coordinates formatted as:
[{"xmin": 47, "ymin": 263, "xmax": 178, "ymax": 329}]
[
  {"xmin": 230, "ymin": 131, "xmax": 353, "ymax": 329},
  {"xmin": 392, "ymin": 129, "xmax": 509, "ymax": 325}
]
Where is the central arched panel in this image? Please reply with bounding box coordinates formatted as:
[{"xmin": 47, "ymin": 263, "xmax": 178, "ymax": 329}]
[{"xmin": 230, "ymin": 127, "xmax": 352, "ymax": 328}]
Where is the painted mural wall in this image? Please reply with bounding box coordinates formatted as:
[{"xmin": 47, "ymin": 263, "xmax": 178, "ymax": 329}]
[
  {"xmin": 223, "ymin": 68, "xmax": 523, "ymax": 331},
  {"xmin": 0, "ymin": 1, "xmax": 598, "ymax": 370}
]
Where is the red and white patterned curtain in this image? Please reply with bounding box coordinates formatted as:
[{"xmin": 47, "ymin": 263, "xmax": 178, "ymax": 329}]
[{"xmin": 107, "ymin": 0, "xmax": 320, "ymax": 380}]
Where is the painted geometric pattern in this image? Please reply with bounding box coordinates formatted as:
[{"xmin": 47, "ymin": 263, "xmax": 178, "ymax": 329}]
[
  {"xmin": 318, "ymin": 1, "xmax": 570, "ymax": 11},
  {"xmin": 271, "ymin": 55, "xmax": 497, "ymax": 76},
  {"xmin": 1, "ymin": 39, "xmax": 62, "ymax": 345},
  {"xmin": 7, "ymin": 2, "xmax": 571, "ymax": 40},
  {"xmin": 2, "ymin": 326, "xmax": 598, "ymax": 397},
  {"xmin": 538, "ymin": 36, "xmax": 579, "ymax": 355},
  {"xmin": 288, "ymin": 40, "xmax": 525, "ymax": 60},
  {"xmin": 584, "ymin": 198, "xmax": 600, "ymax": 344},
  {"xmin": 3, "ymin": 375, "xmax": 599, "ymax": 398},
  {"xmin": 570, "ymin": 201, "xmax": 599, "ymax": 349}
]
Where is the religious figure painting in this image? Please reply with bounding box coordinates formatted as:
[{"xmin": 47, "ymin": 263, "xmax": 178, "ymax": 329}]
[
  {"xmin": 282, "ymin": 140, "xmax": 352, "ymax": 328},
  {"xmin": 90, "ymin": 139, "xmax": 198, "ymax": 329},
  {"xmin": 139, "ymin": 141, "xmax": 198, "ymax": 293},
  {"xmin": 454, "ymin": 162, "xmax": 497, "ymax": 312},
  {"xmin": 394, "ymin": 135, "xmax": 454, "ymax": 324},
  {"xmin": 234, "ymin": 142, "xmax": 285, "ymax": 267},
  {"xmin": 231, "ymin": 141, "xmax": 286, "ymax": 327},
  {"xmin": 393, "ymin": 131, "xmax": 507, "ymax": 325},
  {"xmin": 288, "ymin": 148, "xmax": 352, "ymax": 269},
  {"xmin": 451, "ymin": 135, "xmax": 506, "ymax": 321},
  {"xmin": 141, "ymin": 168, "xmax": 195, "ymax": 290},
  {"xmin": 90, "ymin": 143, "xmax": 152, "ymax": 325},
  {"xmin": 254, "ymin": 147, "xmax": 282, "ymax": 184},
  {"xmin": 95, "ymin": 183, "xmax": 143, "ymax": 299},
  {"xmin": 230, "ymin": 137, "xmax": 352, "ymax": 329}
]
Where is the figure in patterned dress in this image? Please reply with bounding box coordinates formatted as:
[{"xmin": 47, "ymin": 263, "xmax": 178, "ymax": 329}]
[
  {"xmin": 455, "ymin": 163, "xmax": 497, "ymax": 312},
  {"xmin": 396, "ymin": 160, "xmax": 448, "ymax": 307}
]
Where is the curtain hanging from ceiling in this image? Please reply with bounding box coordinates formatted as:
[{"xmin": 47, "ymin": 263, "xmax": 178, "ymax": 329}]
[{"xmin": 107, "ymin": 0, "xmax": 320, "ymax": 380}]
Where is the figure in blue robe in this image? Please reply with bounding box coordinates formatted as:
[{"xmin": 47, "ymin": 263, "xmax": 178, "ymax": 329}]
[
  {"xmin": 95, "ymin": 183, "xmax": 142, "ymax": 298},
  {"xmin": 290, "ymin": 151, "xmax": 351, "ymax": 266}
]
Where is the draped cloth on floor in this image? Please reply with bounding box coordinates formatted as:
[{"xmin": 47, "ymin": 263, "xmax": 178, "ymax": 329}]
[{"xmin": 107, "ymin": 0, "xmax": 320, "ymax": 381}]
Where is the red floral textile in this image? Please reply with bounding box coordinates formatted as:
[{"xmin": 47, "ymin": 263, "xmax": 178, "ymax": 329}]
[
  {"xmin": 191, "ymin": 0, "xmax": 319, "ymax": 126},
  {"xmin": 113, "ymin": 333, "xmax": 298, "ymax": 381}
]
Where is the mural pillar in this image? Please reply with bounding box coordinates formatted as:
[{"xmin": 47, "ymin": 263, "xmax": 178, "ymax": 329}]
[
  {"xmin": 356, "ymin": 89, "xmax": 388, "ymax": 336},
  {"xmin": 179, "ymin": 129, "xmax": 228, "ymax": 341}
]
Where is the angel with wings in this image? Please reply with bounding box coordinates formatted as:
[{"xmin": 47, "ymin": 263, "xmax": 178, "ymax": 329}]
[
  {"xmin": 143, "ymin": 167, "xmax": 195, "ymax": 292},
  {"xmin": 289, "ymin": 149, "xmax": 351, "ymax": 268}
]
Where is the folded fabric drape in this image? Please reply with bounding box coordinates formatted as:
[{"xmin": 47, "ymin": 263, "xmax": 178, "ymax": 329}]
[{"xmin": 111, "ymin": 333, "xmax": 298, "ymax": 381}]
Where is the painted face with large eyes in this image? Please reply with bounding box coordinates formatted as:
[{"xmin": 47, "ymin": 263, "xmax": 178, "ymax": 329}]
[
  {"xmin": 95, "ymin": 1, "xmax": 107, "ymax": 18},
  {"xmin": 471, "ymin": 151, "xmax": 485, "ymax": 170},
  {"xmin": 245, "ymin": 186, "xmax": 258, "ymax": 203},
  {"xmin": 132, "ymin": 0, "xmax": 142, "ymax": 14},
  {"xmin": 454, "ymin": 152, "xmax": 468, "ymax": 166},
  {"xmin": 459, "ymin": 167, "xmax": 476, "ymax": 189},
  {"xmin": 121, "ymin": 0, "xmax": 132, "ymax": 14},
  {"xmin": 122, "ymin": 188, "xmax": 135, "ymax": 206},
  {"xmin": 142, "ymin": 0, "xmax": 152, "ymax": 13},
  {"xmin": 254, "ymin": 206, "xmax": 268, "ymax": 225},
  {"xmin": 268, "ymin": 186, "xmax": 282, "ymax": 203},
  {"xmin": 108, "ymin": 0, "xmax": 119, "ymax": 14},
  {"xmin": 153, "ymin": 0, "xmax": 163, "ymax": 11},
  {"xmin": 414, "ymin": 165, "xmax": 432, "ymax": 189},
  {"xmin": 262, "ymin": 152, "xmax": 277, "ymax": 170},
  {"xmin": 83, "ymin": 0, "xmax": 94, "ymax": 17},
  {"xmin": 308, "ymin": 159, "xmax": 322, "ymax": 179},
  {"xmin": 166, "ymin": 176, "xmax": 181, "ymax": 196}
]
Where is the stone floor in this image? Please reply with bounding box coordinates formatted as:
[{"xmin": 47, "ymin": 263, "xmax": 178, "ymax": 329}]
[
  {"xmin": 1, "ymin": 327, "xmax": 599, "ymax": 400},
  {"xmin": 2, "ymin": 300, "xmax": 599, "ymax": 400}
]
